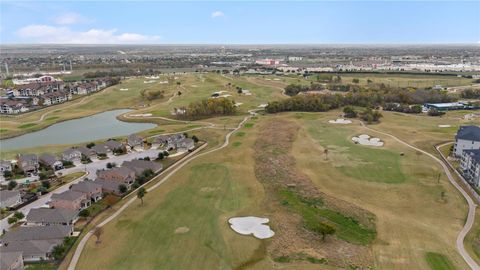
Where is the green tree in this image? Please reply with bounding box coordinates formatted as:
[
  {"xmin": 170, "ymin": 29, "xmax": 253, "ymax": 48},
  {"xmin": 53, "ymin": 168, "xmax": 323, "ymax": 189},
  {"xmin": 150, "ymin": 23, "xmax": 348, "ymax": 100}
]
[
  {"xmin": 157, "ymin": 152, "xmax": 164, "ymax": 160},
  {"xmin": 311, "ymin": 222, "xmax": 335, "ymax": 241},
  {"xmin": 14, "ymin": 211, "xmax": 24, "ymax": 220},
  {"xmin": 137, "ymin": 187, "xmax": 147, "ymax": 205},
  {"xmin": 41, "ymin": 180, "xmax": 51, "ymax": 189},
  {"xmin": 118, "ymin": 184, "xmax": 128, "ymax": 194},
  {"xmin": 7, "ymin": 180, "xmax": 17, "ymax": 190},
  {"xmin": 51, "ymin": 244, "xmax": 66, "ymax": 260},
  {"xmin": 352, "ymin": 78, "xmax": 360, "ymax": 84},
  {"xmin": 3, "ymin": 170, "xmax": 12, "ymax": 179},
  {"xmin": 191, "ymin": 135, "xmax": 199, "ymax": 143},
  {"xmin": 7, "ymin": 217, "xmax": 17, "ymax": 224},
  {"xmin": 343, "ymin": 106, "xmax": 357, "ymax": 118},
  {"xmin": 79, "ymin": 209, "xmax": 90, "ymax": 218}
]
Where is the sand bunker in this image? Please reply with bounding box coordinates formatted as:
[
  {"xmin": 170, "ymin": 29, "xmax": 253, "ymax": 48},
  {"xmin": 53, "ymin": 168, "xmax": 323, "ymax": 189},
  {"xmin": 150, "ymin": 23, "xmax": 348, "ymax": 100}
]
[
  {"xmin": 119, "ymin": 88, "xmax": 129, "ymax": 91},
  {"xmin": 158, "ymin": 81, "xmax": 169, "ymax": 84},
  {"xmin": 258, "ymin": 104, "xmax": 268, "ymax": 108},
  {"xmin": 234, "ymin": 102, "xmax": 243, "ymax": 107},
  {"xmin": 328, "ymin": 118, "xmax": 352, "ymax": 124},
  {"xmin": 352, "ymin": 134, "xmax": 384, "ymax": 147},
  {"xmin": 228, "ymin": 216, "xmax": 275, "ymax": 239},
  {"xmin": 144, "ymin": 80, "xmax": 156, "ymax": 84},
  {"xmin": 130, "ymin": 113, "xmax": 152, "ymax": 117},
  {"xmin": 174, "ymin": 227, "xmax": 190, "ymax": 234},
  {"xmin": 438, "ymin": 124, "xmax": 451, "ymax": 128}
]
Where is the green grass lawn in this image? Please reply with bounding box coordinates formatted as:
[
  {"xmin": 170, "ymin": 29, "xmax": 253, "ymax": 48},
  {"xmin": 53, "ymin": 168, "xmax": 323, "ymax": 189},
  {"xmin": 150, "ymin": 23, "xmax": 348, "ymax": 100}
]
[
  {"xmin": 425, "ymin": 252, "xmax": 456, "ymax": 270},
  {"xmin": 279, "ymin": 189, "xmax": 376, "ymax": 245},
  {"xmin": 307, "ymin": 121, "xmax": 406, "ymax": 183}
]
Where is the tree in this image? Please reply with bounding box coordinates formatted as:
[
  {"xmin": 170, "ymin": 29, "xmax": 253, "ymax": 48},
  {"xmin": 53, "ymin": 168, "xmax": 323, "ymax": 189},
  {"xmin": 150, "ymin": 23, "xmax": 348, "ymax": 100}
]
[
  {"xmin": 93, "ymin": 227, "xmax": 103, "ymax": 244},
  {"xmin": 7, "ymin": 217, "xmax": 17, "ymax": 224},
  {"xmin": 86, "ymin": 142, "xmax": 95, "ymax": 148},
  {"xmin": 137, "ymin": 187, "xmax": 147, "ymax": 205},
  {"xmin": 14, "ymin": 211, "xmax": 24, "ymax": 220},
  {"xmin": 163, "ymin": 151, "xmax": 170, "ymax": 157},
  {"xmin": 352, "ymin": 78, "xmax": 360, "ymax": 84},
  {"xmin": 7, "ymin": 180, "xmax": 17, "ymax": 190},
  {"xmin": 157, "ymin": 152, "xmax": 164, "ymax": 160},
  {"xmin": 427, "ymin": 108, "xmax": 445, "ymax": 117},
  {"xmin": 118, "ymin": 184, "xmax": 128, "ymax": 194},
  {"xmin": 324, "ymin": 149, "xmax": 329, "ymax": 160},
  {"xmin": 106, "ymin": 162, "xmax": 116, "ymax": 169},
  {"xmin": 79, "ymin": 209, "xmax": 90, "ymax": 218},
  {"xmin": 41, "ymin": 180, "xmax": 51, "ymax": 189},
  {"xmin": 3, "ymin": 170, "xmax": 12, "ymax": 179},
  {"xmin": 191, "ymin": 135, "xmax": 199, "ymax": 143},
  {"xmin": 51, "ymin": 244, "xmax": 66, "ymax": 260},
  {"xmin": 343, "ymin": 106, "xmax": 357, "ymax": 118},
  {"xmin": 311, "ymin": 222, "xmax": 335, "ymax": 241}
]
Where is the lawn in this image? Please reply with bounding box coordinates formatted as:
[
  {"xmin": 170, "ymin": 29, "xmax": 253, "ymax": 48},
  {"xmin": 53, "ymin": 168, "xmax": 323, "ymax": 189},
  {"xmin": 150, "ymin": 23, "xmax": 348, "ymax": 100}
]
[{"xmin": 425, "ymin": 252, "xmax": 456, "ymax": 270}]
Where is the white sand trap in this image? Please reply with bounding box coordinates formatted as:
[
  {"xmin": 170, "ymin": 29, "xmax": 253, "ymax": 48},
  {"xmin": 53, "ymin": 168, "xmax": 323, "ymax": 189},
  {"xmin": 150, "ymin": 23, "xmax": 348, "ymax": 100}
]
[
  {"xmin": 235, "ymin": 102, "xmax": 243, "ymax": 107},
  {"xmin": 328, "ymin": 118, "xmax": 352, "ymax": 124},
  {"xmin": 228, "ymin": 216, "xmax": 275, "ymax": 239},
  {"xmin": 119, "ymin": 88, "xmax": 129, "ymax": 91},
  {"xmin": 258, "ymin": 104, "xmax": 268, "ymax": 108},
  {"xmin": 174, "ymin": 227, "xmax": 190, "ymax": 234},
  {"xmin": 158, "ymin": 81, "xmax": 169, "ymax": 84},
  {"xmin": 144, "ymin": 80, "xmax": 156, "ymax": 84},
  {"xmin": 265, "ymin": 78, "xmax": 272, "ymax": 81},
  {"xmin": 130, "ymin": 113, "xmax": 152, "ymax": 117},
  {"xmin": 273, "ymin": 78, "xmax": 280, "ymax": 81},
  {"xmin": 438, "ymin": 125, "xmax": 451, "ymax": 128},
  {"xmin": 352, "ymin": 134, "xmax": 384, "ymax": 147},
  {"xmin": 220, "ymin": 94, "xmax": 232, "ymax": 98}
]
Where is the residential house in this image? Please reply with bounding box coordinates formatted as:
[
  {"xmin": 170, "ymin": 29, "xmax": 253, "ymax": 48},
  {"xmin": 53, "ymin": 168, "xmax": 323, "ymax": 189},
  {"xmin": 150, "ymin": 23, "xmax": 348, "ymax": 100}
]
[
  {"xmin": 127, "ymin": 134, "xmax": 144, "ymax": 150},
  {"xmin": 70, "ymin": 181, "xmax": 103, "ymax": 202},
  {"xmin": 0, "ymin": 190, "xmax": 22, "ymax": 209},
  {"xmin": 75, "ymin": 82, "xmax": 98, "ymax": 95},
  {"xmin": 26, "ymin": 208, "xmax": 78, "ymax": 226},
  {"xmin": 17, "ymin": 154, "xmax": 39, "ymax": 176},
  {"xmin": 49, "ymin": 190, "xmax": 89, "ymax": 211},
  {"xmin": 0, "ymin": 99, "xmax": 30, "ymax": 114},
  {"xmin": 461, "ymin": 149, "xmax": 480, "ymax": 187},
  {"xmin": 92, "ymin": 144, "xmax": 111, "ymax": 156},
  {"xmin": 1, "ymin": 160, "xmax": 13, "ymax": 175},
  {"xmin": 104, "ymin": 139, "xmax": 125, "ymax": 153},
  {"xmin": 94, "ymin": 179, "xmax": 124, "ymax": 195},
  {"xmin": 77, "ymin": 146, "xmax": 96, "ymax": 159},
  {"xmin": 0, "ymin": 225, "xmax": 72, "ymax": 262},
  {"xmin": 39, "ymin": 154, "xmax": 63, "ymax": 171},
  {"xmin": 96, "ymin": 167, "xmax": 135, "ymax": 189},
  {"xmin": 454, "ymin": 125, "xmax": 480, "ymax": 157},
  {"xmin": 151, "ymin": 135, "xmax": 169, "ymax": 150},
  {"xmin": 122, "ymin": 160, "xmax": 163, "ymax": 176},
  {"xmin": 0, "ymin": 251, "xmax": 24, "ymax": 270},
  {"xmin": 176, "ymin": 138, "xmax": 195, "ymax": 152},
  {"xmin": 61, "ymin": 149, "xmax": 82, "ymax": 163}
]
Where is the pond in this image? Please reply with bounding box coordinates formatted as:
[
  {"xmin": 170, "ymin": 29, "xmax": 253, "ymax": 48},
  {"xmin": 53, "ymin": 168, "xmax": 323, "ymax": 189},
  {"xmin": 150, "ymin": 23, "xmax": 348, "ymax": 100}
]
[{"xmin": 0, "ymin": 109, "xmax": 156, "ymax": 151}]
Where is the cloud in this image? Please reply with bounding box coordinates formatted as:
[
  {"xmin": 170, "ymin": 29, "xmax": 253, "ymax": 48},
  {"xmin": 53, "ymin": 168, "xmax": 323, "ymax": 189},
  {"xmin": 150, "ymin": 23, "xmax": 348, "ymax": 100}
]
[
  {"xmin": 16, "ymin": 24, "xmax": 161, "ymax": 44},
  {"xmin": 54, "ymin": 12, "xmax": 92, "ymax": 25},
  {"xmin": 211, "ymin": 11, "xmax": 225, "ymax": 18}
]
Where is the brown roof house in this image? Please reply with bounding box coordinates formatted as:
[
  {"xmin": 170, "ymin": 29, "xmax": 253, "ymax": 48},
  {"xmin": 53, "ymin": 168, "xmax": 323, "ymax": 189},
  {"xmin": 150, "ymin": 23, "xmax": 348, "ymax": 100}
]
[
  {"xmin": 70, "ymin": 181, "xmax": 103, "ymax": 202},
  {"xmin": 0, "ymin": 190, "xmax": 22, "ymax": 209},
  {"xmin": 61, "ymin": 149, "xmax": 82, "ymax": 163},
  {"xmin": 49, "ymin": 190, "xmax": 90, "ymax": 211},
  {"xmin": 0, "ymin": 225, "xmax": 72, "ymax": 262},
  {"xmin": 26, "ymin": 208, "xmax": 78, "ymax": 226},
  {"xmin": 17, "ymin": 154, "xmax": 39, "ymax": 176},
  {"xmin": 127, "ymin": 134, "xmax": 144, "ymax": 151},
  {"xmin": 39, "ymin": 154, "xmax": 63, "ymax": 171},
  {"xmin": 122, "ymin": 160, "xmax": 163, "ymax": 176},
  {"xmin": 105, "ymin": 139, "xmax": 125, "ymax": 153},
  {"xmin": 96, "ymin": 167, "xmax": 135, "ymax": 194}
]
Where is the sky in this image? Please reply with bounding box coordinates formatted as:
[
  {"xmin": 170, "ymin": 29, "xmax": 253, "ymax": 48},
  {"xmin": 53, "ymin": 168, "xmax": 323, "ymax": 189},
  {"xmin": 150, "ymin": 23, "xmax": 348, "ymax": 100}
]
[{"xmin": 0, "ymin": 1, "xmax": 479, "ymax": 44}]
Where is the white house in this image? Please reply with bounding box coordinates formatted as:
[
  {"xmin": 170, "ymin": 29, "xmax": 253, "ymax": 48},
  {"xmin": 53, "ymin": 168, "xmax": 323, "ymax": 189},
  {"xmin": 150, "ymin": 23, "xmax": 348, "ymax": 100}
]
[{"xmin": 453, "ymin": 126, "xmax": 480, "ymax": 157}]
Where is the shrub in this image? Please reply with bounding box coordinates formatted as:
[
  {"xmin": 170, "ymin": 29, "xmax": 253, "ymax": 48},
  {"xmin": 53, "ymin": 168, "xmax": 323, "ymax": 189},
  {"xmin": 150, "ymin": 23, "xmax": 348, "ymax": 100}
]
[
  {"xmin": 79, "ymin": 209, "xmax": 90, "ymax": 218},
  {"xmin": 118, "ymin": 184, "xmax": 128, "ymax": 194},
  {"xmin": 7, "ymin": 180, "xmax": 17, "ymax": 190},
  {"xmin": 343, "ymin": 106, "xmax": 357, "ymax": 118}
]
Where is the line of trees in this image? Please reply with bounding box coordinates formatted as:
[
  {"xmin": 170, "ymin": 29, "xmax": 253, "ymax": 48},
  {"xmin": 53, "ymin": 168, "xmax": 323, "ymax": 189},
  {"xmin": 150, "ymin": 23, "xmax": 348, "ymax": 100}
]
[{"xmin": 179, "ymin": 97, "xmax": 236, "ymax": 119}]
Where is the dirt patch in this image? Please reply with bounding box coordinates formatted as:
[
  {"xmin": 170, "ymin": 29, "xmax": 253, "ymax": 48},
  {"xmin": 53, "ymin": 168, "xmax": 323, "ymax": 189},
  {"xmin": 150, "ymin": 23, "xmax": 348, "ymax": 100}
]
[
  {"xmin": 174, "ymin": 227, "xmax": 190, "ymax": 234},
  {"xmin": 254, "ymin": 118, "xmax": 375, "ymax": 268}
]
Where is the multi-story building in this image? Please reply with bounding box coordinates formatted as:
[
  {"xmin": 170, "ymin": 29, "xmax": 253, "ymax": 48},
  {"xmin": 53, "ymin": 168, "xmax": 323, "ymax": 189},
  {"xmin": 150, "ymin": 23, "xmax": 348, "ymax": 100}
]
[
  {"xmin": 461, "ymin": 149, "xmax": 480, "ymax": 187},
  {"xmin": 453, "ymin": 125, "xmax": 480, "ymax": 157}
]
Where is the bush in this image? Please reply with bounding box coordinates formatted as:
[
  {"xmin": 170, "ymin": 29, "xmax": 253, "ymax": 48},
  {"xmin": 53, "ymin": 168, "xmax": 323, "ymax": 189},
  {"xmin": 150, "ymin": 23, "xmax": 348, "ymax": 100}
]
[
  {"xmin": 79, "ymin": 209, "xmax": 90, "ymax": 218},
  {"xmin": 118, "ymin": 184, "xmax": 128, "ymax": 194},
  {"xmin": 157, "ymin": 152, "xmax": 164, "ymax": 160},
  {"xmin": 343, "ymin": 106, "xmax": 357, "ymax": 118},
  {"xmin": 62, "ymin": 160, "xmax": 74, "ymax": 167},
  {"xmin": 41, "ymin": 180, "xmax": 51, "ymax": 189},
  {"xmin": 7, "ymin": 217, "xmax": 17, "ymax": 224},
  {"xmin": 7, "ymin": 180, "xmax": 17, "ymax": 190},
  {"xmin": 3, "ymin": 170, "xmax": 12, "ymax": 178},
  {"xmin": 13, "ymin": 211, "xmax": 24, "ymax": 220},
  {"xmin": 360, "ymin": 108, "xmax": 383, "ymax": 124},
  {"xmin": 192, "ymin": 135, "xmax": 199, "ymax": 143},
  {"xmin": 427, "ymin": 108, "xmax": 445, "ymax": 117}
]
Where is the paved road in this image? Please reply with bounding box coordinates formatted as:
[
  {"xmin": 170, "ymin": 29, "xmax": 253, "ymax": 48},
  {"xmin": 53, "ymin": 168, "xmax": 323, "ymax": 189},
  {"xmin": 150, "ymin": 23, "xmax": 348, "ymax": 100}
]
[
  {"xmin": 360, "ymin": 122, "xmax": 480, "ymax": 270},
  {"xmin": 67, "ymin": 115, "xmax": 250, "ymax": 270},
  {"xmin": 0, "ymin": 149, "xmax": 160, "ymax": 232}
]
